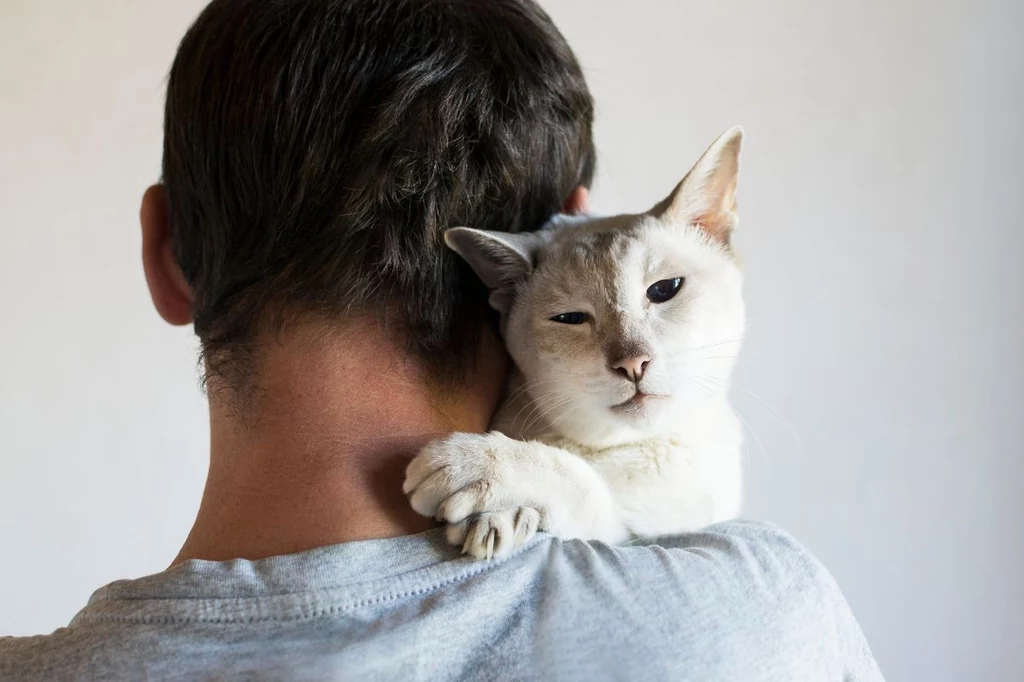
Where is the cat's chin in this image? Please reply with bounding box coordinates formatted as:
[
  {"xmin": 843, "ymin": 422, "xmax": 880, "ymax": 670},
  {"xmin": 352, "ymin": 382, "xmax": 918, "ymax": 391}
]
[
  {"xmin": 552, "ymin": 404, "xmax": 666, "ymax": 448},
  {"xmin": 609, "ymin": 392, "xmax": 670, "ymax": 418}
]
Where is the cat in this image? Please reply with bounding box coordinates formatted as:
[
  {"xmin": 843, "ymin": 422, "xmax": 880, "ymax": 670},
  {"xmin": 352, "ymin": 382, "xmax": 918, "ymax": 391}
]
[{"xmin": 404, "ymin": 126, "xmax": 747, "ymax": 559}]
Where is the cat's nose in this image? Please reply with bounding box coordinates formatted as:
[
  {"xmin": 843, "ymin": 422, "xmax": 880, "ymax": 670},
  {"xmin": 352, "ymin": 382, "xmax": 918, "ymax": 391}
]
[{"xmin": 611, "ymin": 354, "xmax": 651, "ymax": 383}]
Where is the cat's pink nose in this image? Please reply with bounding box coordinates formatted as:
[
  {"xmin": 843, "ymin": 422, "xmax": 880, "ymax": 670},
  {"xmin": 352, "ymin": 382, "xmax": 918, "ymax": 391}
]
[{"xmin": 612, "ymin": 355, "xmax": 651, "ymax": 383}]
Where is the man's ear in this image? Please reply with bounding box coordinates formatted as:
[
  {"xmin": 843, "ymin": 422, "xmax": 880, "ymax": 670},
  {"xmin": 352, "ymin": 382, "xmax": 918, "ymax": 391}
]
[
  {"xmin": 141, "ymin": 184, "xmax": 193, "ymax": 326},
  {"xmin": 444, "ymin": 227, "xmax": 541, "ymax": 290},
  {"xmin": 652, "ymin": 125, "xmax": 743, "ymax": 244},
  {"xmin": 561, "ymin": 186, "xmax": 589, "ymax": 215}
]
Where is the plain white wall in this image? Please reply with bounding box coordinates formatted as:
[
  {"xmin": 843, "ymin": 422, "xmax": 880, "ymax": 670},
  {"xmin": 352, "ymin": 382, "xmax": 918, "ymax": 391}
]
[{"xmin": 1, "ymin": 1, "xmax": 1021, "ymax": 679}]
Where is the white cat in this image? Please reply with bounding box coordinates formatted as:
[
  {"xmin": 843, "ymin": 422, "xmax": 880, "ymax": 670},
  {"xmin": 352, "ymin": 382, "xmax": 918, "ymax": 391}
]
[{"xmin": 405, "ymin": 126, "xmax": 747, "ymax": 559}]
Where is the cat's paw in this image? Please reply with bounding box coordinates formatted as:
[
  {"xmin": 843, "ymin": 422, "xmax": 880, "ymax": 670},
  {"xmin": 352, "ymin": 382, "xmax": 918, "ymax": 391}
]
[
  {"xmin": 445, "ymin": 507, "xmax": 541, "ymax": 560},
  {"xmin": 404, "ymin": 431, "xmax": 548, "ymax": 558}
]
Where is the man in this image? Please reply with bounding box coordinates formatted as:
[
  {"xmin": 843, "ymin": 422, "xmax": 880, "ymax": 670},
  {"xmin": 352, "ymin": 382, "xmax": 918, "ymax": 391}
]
[{"xmin": 0, "ymin": 0, "xmax": 883, "ymax": 679}]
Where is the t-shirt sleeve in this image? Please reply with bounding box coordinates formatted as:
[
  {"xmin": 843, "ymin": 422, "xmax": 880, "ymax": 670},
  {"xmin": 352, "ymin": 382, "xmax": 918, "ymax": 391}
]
[{"xmin": 624, "ymin": 520, "xmax": 885, "ymax": 681}]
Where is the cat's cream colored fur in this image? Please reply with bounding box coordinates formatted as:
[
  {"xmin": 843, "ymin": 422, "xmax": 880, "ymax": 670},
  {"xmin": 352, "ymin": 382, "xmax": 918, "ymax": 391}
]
[{"xmin": 405, "ymin": 127, "xmax": 746, "ymax": 559}]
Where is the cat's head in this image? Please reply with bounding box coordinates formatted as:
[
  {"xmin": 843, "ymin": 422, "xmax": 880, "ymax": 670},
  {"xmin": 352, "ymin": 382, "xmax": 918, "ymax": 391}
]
[{"xmin": 447, "ymin": 127, "xmax": 746, "ymax": 447}]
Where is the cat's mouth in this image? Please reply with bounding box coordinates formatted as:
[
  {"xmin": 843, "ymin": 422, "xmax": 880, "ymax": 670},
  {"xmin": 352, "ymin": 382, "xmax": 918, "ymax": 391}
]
[{"xmin": 611, "ymin": 391, "xmax": 669, "ymax": 413}]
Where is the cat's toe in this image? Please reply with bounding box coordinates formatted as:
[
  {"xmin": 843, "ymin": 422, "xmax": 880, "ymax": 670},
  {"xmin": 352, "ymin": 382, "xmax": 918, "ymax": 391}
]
[
  {"xmin": 406, "ymin": 467, "xmax": 451, "ymax": 518},
  {"xmin": 404, "ymin": 433, "xmax": 500, "ymax": 518},
  {"xmin": 436, "ymin": 480, "xmax": 494, "ymax": 523},
  {"xmin": 459, "ymin": 508, "xmax": 539, "ymax": 560},
  {"xmin": 461, "ymin": 511, "xmax": 512, "ymax": 560},
  {"xmin": 513, "ymin": 506, "xmax": 540, "ymax": 545},
  {"xmin": 446, "ymin": 519, "xmax": 470, "ymax": 546}
]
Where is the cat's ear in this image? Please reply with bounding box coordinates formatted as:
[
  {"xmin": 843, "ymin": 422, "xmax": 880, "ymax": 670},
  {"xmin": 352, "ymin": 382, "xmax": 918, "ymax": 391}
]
[
  {"xmin": 444, "ymin": 227, "xmax": 539, "ymax": 289},
  {"xmin": 652, "ymin": 125, "xmax": 743, "ymax": 244}
]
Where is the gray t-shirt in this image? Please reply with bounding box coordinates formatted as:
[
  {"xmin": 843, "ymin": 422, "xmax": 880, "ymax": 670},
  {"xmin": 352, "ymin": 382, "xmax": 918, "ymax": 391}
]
[{"xmin": 1, "ymin": 521, "xmax": 882, "ymax": 681}]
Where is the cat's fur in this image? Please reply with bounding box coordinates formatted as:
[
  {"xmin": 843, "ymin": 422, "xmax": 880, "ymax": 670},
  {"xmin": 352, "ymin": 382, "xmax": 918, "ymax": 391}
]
[{"xmin": 405, "ymin": 127, "xmax": 746, "ymax": 559}]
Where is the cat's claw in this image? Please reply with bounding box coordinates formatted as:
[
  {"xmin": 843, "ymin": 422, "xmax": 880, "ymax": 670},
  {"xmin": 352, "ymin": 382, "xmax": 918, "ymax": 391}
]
[{"xmin": 445, "ymin": 508, "xmax": 541, "ymax": 560}]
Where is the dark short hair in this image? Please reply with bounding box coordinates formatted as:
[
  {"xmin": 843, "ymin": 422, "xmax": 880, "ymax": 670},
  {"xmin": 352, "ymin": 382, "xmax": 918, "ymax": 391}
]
[{"xmin": 163, "ymin": 0, "xmax": 595, "ymax": 391}]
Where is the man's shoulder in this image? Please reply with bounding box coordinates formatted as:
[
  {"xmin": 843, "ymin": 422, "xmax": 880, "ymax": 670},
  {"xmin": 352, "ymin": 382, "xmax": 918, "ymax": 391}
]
[
  {"xmin": 536, "ymin": 520, "xmax": 825, "ymax": 584},
  {"xmin": 1, "ymin": 523, "xmax": 881, "ymax": 681},
  {"xmin": 484, "ymin": 520, "xmax": 880, "ymax": 680},
  {"xmin": 620, "ymin": 518, "xmax": 809, "ymax": 554},
  {"xmin": 2, "ymin": 615, "xmax": 217, "ymax": 680},
  {"xmin": 521, "ymin": 521, "xmax": 834, "ymax": 608},
  {"xmin": 1, "ymin": 629, "xmax": 88, "ymax": 681}
]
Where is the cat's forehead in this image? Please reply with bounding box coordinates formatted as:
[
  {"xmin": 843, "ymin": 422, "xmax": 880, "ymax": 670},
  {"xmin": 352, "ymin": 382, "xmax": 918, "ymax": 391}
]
[{"xmin": 536, "ymin": 213, "xmax": 653, "ymax": 278}]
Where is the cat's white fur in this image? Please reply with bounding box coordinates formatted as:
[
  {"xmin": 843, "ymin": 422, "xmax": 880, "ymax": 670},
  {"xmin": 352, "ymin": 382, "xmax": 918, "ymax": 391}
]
[{"xmin": 405, "ymin": 127, "xmax": 746, "ymax": 559}]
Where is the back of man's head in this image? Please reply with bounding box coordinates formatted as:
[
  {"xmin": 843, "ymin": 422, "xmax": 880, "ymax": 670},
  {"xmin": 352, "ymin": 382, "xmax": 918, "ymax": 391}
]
[{"xmin": 162, "ymin": 0, "xmax": 595, "ymax": 394}]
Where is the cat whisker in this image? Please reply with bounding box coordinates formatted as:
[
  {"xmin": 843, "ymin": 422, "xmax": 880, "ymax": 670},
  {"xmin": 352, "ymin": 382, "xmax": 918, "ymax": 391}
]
[
  {"xmin": 693, "ymin": 374, "xmax": 802, "ymax": 451},
  {"xmin": 692, "ymin": 375, "xmax": 770, "ymax": 473},
  {"xmin": 514, "ymin": 389, "xmax": 574, "ymax": 434},
  {"xmin": 521, "ymin": 395, "xmax": 577, "ymax": 434},
  {"xmin": 682, "ymin": 338, "xmax": 744, "ymax": 356},
  {"xmin": 505, "ymin": 380, "xmax": 571, "ymax": 426},
  {"xmin": 512, "ymin": 396, "xmax": 554, "ymax": 433},
  {"xmin": 504, "ymin": 377, "xmax": 565, "ymax": 405},
  {"xmin": 548, "ymin": 401, "xmax": 584, "ymax": 431}
]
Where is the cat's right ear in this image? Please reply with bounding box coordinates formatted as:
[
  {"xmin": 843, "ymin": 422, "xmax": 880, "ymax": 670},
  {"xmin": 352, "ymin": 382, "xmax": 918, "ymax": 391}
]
[
  {"xmin": 444, "ymin": 227, "xmax": 539, "ymax": 289},
  {"xmin": 651, "ymin": 125, "xmax": 743, "ymax": 245}
]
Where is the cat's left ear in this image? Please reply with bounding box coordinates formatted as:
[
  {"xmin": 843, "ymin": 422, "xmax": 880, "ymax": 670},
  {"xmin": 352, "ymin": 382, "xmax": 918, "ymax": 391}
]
[
  {"xmin": 444, "ymin": 227, "xmax": 541, "ymax": 289},
  {"xmin": 445, "ymin": 227, "xmax": 544, "ymax": 314},
  {"xmin": 652, "ymin": 125, "xmax": 743, "ymax": 244}
]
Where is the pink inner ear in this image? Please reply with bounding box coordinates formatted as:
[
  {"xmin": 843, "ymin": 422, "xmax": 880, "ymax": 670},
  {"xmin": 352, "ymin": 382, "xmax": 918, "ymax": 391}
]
[
  {"xmin": 693, "ymin": 217, "xmax": 731, "ymax": 244},
  {"xmin": 692, "ymin": 201, "xmax": 737, "ymax": 244},
  {"xmin": 655, "ymin": 127, "xmax": 742, "ymax": 243},
  {"xmin": 691, "ymin": 174, "xmax": 739, "ymax": 243}
]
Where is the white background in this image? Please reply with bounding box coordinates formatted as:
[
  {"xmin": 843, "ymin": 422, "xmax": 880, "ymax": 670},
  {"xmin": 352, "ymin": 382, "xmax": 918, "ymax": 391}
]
[{"xmin": 1, "ymin": 1, "xmax": 1021, "ymax": 679}]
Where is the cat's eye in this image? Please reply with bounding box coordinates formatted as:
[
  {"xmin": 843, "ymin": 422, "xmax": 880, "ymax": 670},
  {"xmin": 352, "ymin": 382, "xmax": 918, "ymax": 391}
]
[
  {"xmin": 647, "ymin": 277, "xmax": 684, "ymax": 303},
  {"xmin": 550, "ymin": 312, "xmax": 590, "ymax": 325}
]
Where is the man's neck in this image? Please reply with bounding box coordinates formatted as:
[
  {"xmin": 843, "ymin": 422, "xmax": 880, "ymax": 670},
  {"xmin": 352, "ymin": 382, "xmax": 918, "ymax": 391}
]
[{"xmin": 172, "ymin": 320, "xmax": 506, "ymax": 566}]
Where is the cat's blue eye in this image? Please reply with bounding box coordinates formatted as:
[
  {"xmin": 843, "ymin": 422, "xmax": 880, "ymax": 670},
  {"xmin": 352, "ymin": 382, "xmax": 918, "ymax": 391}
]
[
  {"xmin": 550, "ymin": 312, "xmax": 590, "ymax": 325},
  {"xmin": 647, "ymin": 277, "xmax": 684, "ymax": 303}
]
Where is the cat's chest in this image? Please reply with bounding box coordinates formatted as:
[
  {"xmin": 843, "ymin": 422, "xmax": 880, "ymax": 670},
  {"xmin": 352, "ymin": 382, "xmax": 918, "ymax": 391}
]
[
  {"xmin": 547, "ymin": 435, "xmax": 688, "ymax": 472},
  {"xmin": 549, "ymin": 433, "xmax": 741, "ymax": 533}
]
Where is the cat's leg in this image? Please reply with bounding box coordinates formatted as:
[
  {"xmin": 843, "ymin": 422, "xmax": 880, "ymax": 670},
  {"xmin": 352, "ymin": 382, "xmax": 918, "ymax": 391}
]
[
  {"xmin": 588, "ymin": 438, "xmax": 742, "ymax": 537},
  {"xmin": 404, "ymin": 431, "xmax": 628, "ymax": 559}
]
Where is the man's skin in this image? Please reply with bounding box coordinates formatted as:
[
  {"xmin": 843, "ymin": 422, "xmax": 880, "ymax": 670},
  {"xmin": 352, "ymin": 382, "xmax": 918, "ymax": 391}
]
[{"xmin": 140, "ymin": 183, "xmax": 590, "ymax": 565}]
